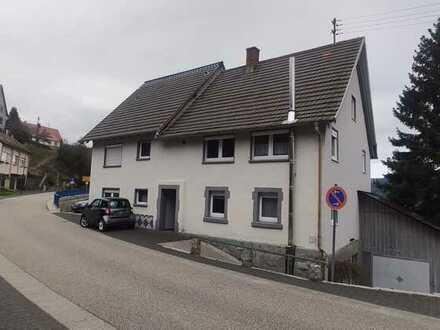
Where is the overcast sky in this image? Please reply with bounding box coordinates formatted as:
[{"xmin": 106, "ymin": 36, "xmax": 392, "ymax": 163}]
[{"xmin": 0, "ymin": 0, "xmax": 437, "ymax": 177}]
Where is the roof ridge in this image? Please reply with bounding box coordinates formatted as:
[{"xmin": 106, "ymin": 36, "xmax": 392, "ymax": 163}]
[
  {"xmin": 144, "ymin": 61, "xmax": 224, "ymax": 86},
  {"xmin": 223, "ymin": 37, "xmax": 365, "ymax": 73}
]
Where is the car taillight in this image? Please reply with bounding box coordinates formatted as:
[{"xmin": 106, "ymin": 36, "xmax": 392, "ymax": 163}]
[{"xmin": 105, "ymin": 208, "xmax": 111, "ymax": 215}]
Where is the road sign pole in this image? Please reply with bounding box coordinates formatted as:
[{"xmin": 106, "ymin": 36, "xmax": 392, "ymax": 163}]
[{"xmin": 331, "ymin": 210, "xmax": 337, "ymax": 282}]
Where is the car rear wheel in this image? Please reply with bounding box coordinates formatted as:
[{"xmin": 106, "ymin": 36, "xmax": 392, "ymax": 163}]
[
  {"xmin": 97, "ymin": 219, "xmax": 106, "ymax": 232},
  {"xmin": 80, "ymin": 215, "xmax": 88, "ymax": 228}
]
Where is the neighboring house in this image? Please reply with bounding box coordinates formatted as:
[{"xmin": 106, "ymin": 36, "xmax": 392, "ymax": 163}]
[
  {"xmin": 0, "ymin": 85, "xmax": 8, "ymax": 133},
  {"xmin": 24, "ymin": 122, "xmax": 63, "ymax": 147},
  {"xmin": 0, "ymin": 133, "xmax": 30, "ymax": 190},
  {"xmin": 82, "ymin": 37, "xmax": 377, "ymax": 261}
]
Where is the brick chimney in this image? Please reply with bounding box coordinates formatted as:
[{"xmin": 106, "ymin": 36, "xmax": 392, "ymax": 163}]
[{"xmin": 246, "ymin": 46, "xmax": 260, "ymax": 72}]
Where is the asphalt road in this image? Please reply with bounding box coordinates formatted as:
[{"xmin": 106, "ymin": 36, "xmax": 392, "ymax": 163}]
[{"xmin": 0, "ymin": 193, "xmax": 438, "ymax": 329}]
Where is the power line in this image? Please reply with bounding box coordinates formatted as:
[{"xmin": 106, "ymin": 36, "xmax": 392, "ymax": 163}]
[
  {"xmin": 343, "ymin": 2, "xmax": 440, "ymax": 22},
  {"xmin": 343, "ymin": 13, "xmax": 440, "ymax": 29},
  {"xmin": 343, "ymin": 11, "xmax": 440, "ymax": 27},
  {"xmin": 344, "ymin": 19, "xmax": 436, "ymax": 34}
]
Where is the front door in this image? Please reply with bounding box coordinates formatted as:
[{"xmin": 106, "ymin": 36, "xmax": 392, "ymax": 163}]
[{"xmin": 159, "ymin": 188, "xmax": 177, "ymax": 231}]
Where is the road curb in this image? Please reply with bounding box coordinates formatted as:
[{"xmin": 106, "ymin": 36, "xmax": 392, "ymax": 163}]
[{"xmin": 0, "ymin": 254, "xmax": 115, "ymax": 330}]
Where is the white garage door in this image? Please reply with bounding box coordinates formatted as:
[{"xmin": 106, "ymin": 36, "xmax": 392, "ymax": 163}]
[{"xmin": 372, "ymin": 255, "xmax": 430, "ymax": 293}]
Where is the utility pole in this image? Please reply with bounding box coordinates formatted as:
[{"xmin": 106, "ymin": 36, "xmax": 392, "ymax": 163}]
[{"xmin": 331, "ymin": 18, "xmax": 343, "ymax": 44}]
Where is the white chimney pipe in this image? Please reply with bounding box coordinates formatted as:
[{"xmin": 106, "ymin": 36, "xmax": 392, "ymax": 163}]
[{"xmin": 284, "ymin": 56, "xmax": 296, "ymax": 124}]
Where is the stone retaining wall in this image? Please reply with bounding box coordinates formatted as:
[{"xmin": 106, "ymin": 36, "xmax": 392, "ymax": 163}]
[{"xmin": 193, "ymin": 235, "xmax": 326, "ymax": 280}]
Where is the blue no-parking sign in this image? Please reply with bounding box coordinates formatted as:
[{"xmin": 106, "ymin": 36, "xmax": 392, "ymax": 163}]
[
  {"xmin": 326, "ymin": 184, "xmax": 347, "ymax": 282},
  {"xmin": 326, "ymin": 185, "xmax": 347, "ymax": 211}
]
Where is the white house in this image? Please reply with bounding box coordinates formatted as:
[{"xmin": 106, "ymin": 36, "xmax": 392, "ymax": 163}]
[
  {"xmin": 0, "ymin": 133, "xmax": 30, "ymax": 190},
  {"xmin": 82, "ymin": 38, "xmax": 376, "ymax": 261}
]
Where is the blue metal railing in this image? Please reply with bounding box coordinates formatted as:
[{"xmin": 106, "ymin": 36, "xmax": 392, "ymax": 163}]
[{"xmin": 54, "ymin": 188, "xmax": 88, "ymax": 207}]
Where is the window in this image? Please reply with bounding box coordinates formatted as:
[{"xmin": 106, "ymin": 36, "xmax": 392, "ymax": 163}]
[
  {"xmin": 203, "ymin": 136, "xmax": 234, "ymax": 163},
  {"xmin": 251, "ymin": 131, "xmax": 289, "ymax": 161},
  {"xmin": 102, "ymin": 188, "xmax": 120, "ymax": 198},
  {"xmin": 134, "ymin": 189, "xmax": 148, "ymax": 207},
  {"xmin": 203, "ymin": 187, "xmax": 230, "ymax": 224},
  {"xmin": 104, "ymin": 145, "xmax": 122, "ymax": 167},
  {"xmin": 252, "ymin": 188, "xmax": 283, "ymax": 229},
  {"xmin": 109, "ymin": 199, "xmax": 130, "ymax": 209},
  {"xmin": 351, "ymin": 95, "xmax": 357, "ymax": 122},
  {"xmin": 1, "ymin": 147, "xmax": 11, "ymax": 164},
  {"xmin": 331, "ymin": 128, "xmax": 339, "ymax": 162},
  {"xmin": 137, "ymin": 141, "xmax": 151, "ymax": 160},
  {"xmin": 362, "ymin": 150, "xmax": 367, "ymax": 174},
  {"xmin": 89, "ymin": 199, "xmax": 101, "ymax": 208}
]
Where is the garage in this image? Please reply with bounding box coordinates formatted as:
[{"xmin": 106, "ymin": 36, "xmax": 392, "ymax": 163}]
[
  {"xmin": 359, "ymin": 191, "xmax": 440, "ymax": 294},
  {"xmin": 372, "ymin": 255, "xmax": 430, "ymax": 293}
]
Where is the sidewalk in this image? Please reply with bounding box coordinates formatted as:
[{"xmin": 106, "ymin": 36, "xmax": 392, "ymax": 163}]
[
  {"xmin": 0, "ymin": 275, "xmax": 65, "ymax": 330},
  {"xmin": 0, "ymin": 254, "xmax": 115, "ymax": 330}
]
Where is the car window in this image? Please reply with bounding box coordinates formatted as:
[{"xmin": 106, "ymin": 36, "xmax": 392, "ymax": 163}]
[
  {"xmin": 101, "ymin": 200, "xmax": 109, "ymax": 208},
  {"xmin": 90, "ymin": 199, "xmax": 101, "ymax": 208},
  {"xmin": 109, "ymin": 199, "xmax": 130, "ymax": 209}
]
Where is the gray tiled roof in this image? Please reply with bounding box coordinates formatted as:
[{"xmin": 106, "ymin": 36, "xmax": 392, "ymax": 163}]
[
  {"xmin": 162, "ymin": 38, "xmax": 363, "ymax": 137},
  {"xmin": 83, "ymin": 38, "xmax": 373, "ymax": 154},
  {"xmin": 82, "ymin": 62, "xmax": 224, "ymax": 141}
]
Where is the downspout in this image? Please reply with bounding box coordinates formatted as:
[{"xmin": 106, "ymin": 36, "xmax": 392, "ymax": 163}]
[
  {"xmin": 288, "ymin": 128, "xmax": 295, "ymax": 246},
  {"xmin": 286, "ymin": 55, "xmax": 297, "ymax": 248},
  {"xmin": 314, "ymin": 122, "xmax": 322, "ymax": 251}
]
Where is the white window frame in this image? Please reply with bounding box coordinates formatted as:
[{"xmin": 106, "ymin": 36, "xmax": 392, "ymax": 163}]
[
  {"xmin": 258, "ymin": 194, "xmax": 279, "ymax": 223},
  {"xmin": 104, "ymin": 144, "xmax": 122, "ymax": 167},
  {"xmin": 362, "ymin": 150, "xmax": 367, "ymax": 174},
  {"xmin": 203, "ymin": 135, "xmax": 234, "ymax": 163},
  {"xmin": 137, "ymin": 141, "xmax": 151, "ymax": 160},
  {"xmin": 102, "ymin": 188, "xmax": 120, "ymax": 198},
  {"xmin": 331, "ymin": 128, "xmax": 339, "ymax": 162},
  {"xmin": 351, "ymin": 95, "xmax": 357, "ymax": 122},
  {"xmin": 209, "ymin": 191, "xmax": 226, "ymax": 218},
  {"xmin": 251, "ymin": 130, "xmax": 289, "ymax": 161},
  {"xmin": 134, "ymin": 189, "xmax": 148, "ymax": 207}
]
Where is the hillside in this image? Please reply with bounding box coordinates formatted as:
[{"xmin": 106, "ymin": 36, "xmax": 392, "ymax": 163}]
[{"xmin": 25, "ymin": 142, "xmax": 91, "ymax": 189}]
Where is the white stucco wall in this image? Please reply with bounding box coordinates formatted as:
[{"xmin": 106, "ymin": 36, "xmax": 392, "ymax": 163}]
[
  {"xmin": 320, "ymin": 69, "xmax": 371, "ymax": 253},
  {"xmin": 90, "ymin": 132, "xmax": 290, "ymax": 245},
  {"xmin": 292, "ymin": 127, "xmax": 320, "ymax": 250}
]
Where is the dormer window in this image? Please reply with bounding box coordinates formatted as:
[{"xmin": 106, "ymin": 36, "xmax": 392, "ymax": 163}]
[
  {"xmin": 251, "ymin": 131, "xmax": 289, "ymax": 162},
  {"xmin": 203, "ymin": 136, "xmax": 234, "ymax": 163}
]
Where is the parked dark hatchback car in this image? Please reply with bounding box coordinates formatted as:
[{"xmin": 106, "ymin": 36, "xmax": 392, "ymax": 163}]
[
  {"xmin": 71, "ymin": 200, "xmax": 89, "ymax": 213},
  {"xmin": 80, "ymin": 198, "xmax": 135, "ymax": 232}
]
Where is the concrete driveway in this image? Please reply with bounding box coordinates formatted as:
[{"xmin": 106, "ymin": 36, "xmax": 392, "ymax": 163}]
[{"xmin": 0, "ymin": 193, "xmax": 438, "ymax": 329}]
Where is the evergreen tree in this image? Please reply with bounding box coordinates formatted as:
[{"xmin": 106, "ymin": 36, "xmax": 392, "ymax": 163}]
[
  {"xmin": 384, "ymin": 19, "xmax": 440, "ymax": 224},
  {"xmin": 5, "ymin": 107, "xmax": 31, "ymax": 143}
]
